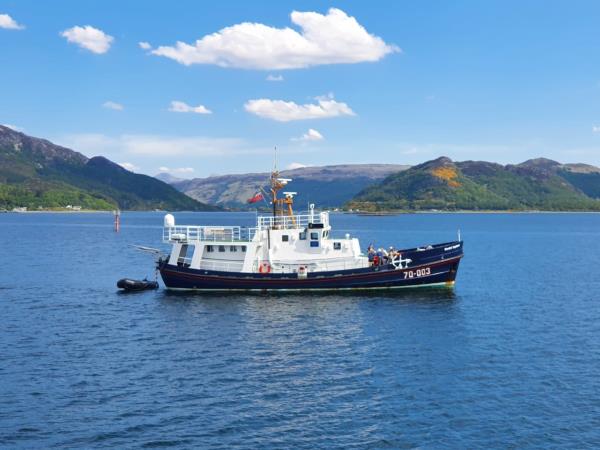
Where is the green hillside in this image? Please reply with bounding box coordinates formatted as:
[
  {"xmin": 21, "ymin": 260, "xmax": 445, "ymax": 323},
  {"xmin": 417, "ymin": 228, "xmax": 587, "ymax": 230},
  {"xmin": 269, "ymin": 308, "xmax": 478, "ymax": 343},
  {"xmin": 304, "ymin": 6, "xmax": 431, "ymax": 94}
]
[
  {"xmin": 0, "ymin": 125, "xmax": 218, "ymax": 211},
  {"xmin": 348, "ymin": 157, "xmax": 600, "ymax": 211}
]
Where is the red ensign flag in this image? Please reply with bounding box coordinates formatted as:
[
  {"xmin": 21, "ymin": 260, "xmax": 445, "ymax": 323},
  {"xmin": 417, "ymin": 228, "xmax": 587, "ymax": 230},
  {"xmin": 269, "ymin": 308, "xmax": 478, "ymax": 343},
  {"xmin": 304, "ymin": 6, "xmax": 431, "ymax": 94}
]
[{"xmin": 247, "ymin": 192, "xmax": 264, "ymax": 204}]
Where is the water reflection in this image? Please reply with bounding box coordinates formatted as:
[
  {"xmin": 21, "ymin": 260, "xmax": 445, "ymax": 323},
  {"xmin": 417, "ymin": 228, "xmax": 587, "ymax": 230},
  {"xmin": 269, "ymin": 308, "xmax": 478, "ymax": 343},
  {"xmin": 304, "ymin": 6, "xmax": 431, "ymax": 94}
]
[{"xmin": 159, "ymin": 286, "xmax": 457, "ymax": 302}]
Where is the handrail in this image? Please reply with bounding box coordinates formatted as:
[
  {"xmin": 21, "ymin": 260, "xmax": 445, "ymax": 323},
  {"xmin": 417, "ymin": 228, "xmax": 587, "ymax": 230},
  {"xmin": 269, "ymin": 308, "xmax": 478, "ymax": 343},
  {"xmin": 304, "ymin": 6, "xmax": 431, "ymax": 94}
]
[
  {"xmin": 163, "ymin": 225, "xmax": 257, "ymax": 243},
  {"xmin": 257, "ymin": 211, "xmax": 329, "ymax": 230},
  {"xmin": 162, "ymin": 211, "xmax": 330, "ymax": 244},
  {"xmin": 252, "ymin": 258, "xmax": 369, "ymax": 274},
  {"xmin": 199, "ymin": 260, "xmax": 245, "ymax": 272}
]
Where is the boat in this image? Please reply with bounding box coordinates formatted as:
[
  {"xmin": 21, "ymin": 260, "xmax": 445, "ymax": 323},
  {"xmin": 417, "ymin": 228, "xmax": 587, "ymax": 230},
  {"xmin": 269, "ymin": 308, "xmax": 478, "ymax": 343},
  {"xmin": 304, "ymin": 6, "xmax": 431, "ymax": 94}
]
[
  {"xmin": 117, "ymin": 278, "xmax": 159, "ymax": 291},
  {"xmin": 157, "ymin": 168, "xmax": 463, "ymax": 292}
]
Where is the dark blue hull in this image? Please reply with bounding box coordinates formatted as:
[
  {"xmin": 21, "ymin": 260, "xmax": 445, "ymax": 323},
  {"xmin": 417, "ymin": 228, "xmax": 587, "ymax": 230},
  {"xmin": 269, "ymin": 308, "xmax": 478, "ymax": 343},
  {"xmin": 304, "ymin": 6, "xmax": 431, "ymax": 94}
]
[{"xmin": 159, "ymin": 241, "xmax": 463, "ymax": 292}]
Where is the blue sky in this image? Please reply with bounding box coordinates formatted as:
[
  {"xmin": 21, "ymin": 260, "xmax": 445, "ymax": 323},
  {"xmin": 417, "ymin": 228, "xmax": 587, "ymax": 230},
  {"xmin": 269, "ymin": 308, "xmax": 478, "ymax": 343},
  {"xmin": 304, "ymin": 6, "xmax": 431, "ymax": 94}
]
[{"xmin": 1, "ymin": 0, "xmax": 600, "ymax": 178}]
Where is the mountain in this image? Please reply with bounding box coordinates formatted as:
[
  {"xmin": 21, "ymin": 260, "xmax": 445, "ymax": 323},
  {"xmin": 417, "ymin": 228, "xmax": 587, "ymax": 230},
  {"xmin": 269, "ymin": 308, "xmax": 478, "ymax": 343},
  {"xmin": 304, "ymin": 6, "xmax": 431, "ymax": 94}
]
[
  {"xmin": 348, "ymin": 156, "xmax": 600, "ymax": 211},
  {"xmin": 171, "ymin": 164, "xmax": 409, "ymax": 209},
  {"xmin": 154, "ymin": 172, "xmax": 185, "ymax": 184},
  {"xmin": 557, "ymin": 163, "xmax": 600, "ymax": 199},
  {"xmin": 0, "ymin": 125, "xmax": 217, "ymax": 211}
]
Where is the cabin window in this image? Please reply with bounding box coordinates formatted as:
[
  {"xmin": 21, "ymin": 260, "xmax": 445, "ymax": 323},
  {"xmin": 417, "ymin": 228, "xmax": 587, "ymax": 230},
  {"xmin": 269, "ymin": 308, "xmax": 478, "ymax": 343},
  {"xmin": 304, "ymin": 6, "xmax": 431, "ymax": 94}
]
[
  {"xmin": 310, "ymin": 241, "xmax": 319, "ymax": 248},
  {"xmin": 178, "ymin": 244, "xmax": 193, "ymax": 265},
  {"xmin": 333, "ymin": 242, "xmax": 341, "ymax": 250},
  {"xmin": 310, "ymin": 232, "xmax": 319, "ymax": 240},
  {"xmin": 282, "ymin": 235, "xmax": 289, "ymax": 242},
  {"xmin": 299, "ymin": 231, "xmax": 307, "ymax": 240},
  {"xmin": 206, "ymin": 245, "xmax": 214, "ymax": 253},
  {"xmin": 230, "ymin": 246, "xmax": 237, "ymax": 252},
  {"xmin": 241, "ymin": 246, "xmax": 247, "ymax": 252},
  {"xmin": 218, "ymin": 245, "xmax": 225, "ymax": 252},
  {"xmin": 323, "ymin": 230, "xmax": 329, "ymax": 239}
]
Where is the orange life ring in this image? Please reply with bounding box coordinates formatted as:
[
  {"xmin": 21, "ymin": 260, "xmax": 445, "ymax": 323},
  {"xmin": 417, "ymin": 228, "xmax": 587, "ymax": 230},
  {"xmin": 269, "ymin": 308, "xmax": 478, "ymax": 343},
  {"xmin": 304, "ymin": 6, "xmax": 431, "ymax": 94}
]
[{"xmin": 258, "ymin": 261, "xmax": 271, "ymax": 274}]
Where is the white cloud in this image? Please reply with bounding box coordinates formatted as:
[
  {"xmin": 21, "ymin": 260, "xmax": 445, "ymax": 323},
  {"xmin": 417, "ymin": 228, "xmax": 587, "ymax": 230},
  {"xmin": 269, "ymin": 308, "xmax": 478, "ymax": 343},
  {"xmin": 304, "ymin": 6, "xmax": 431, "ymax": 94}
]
[
  {"xmin": 286, "ymin": 162, "xmax": 308, "ymax": 170},
  {"xmin": 168, "ymin": 100, "xmax": 212, "ymax": 114},
  {"xmin": 2, "ymin": 123, "xmax": 24, "ymax": 132},
  {"xmin": 0, "ymin": 14, "xmax": 24, "ymax": 30},
  {"xmin": 139, "ymin": 41, "xmax": 151, "ymax": 50},
  {"xmin": 266, "ymin": 74, "xmax": 284, "ymax": 82},
  {"xmin": 158, "ymin": 166, "xmax": 195, "ymax": 174},
  {"xmin": 293, "ymin": 128, "xmax": 324, "ymax": 141},
  {"xmin": 60, "ymin": 25, "xmax": 114, "ymax": 54},
  {"xmin": 103, "ymin": 101, "xmax": 124, "ymax": 111},
  {"xmin": 245, "ymin": 94, "xmax": 355, "ymax": 122},
  {"xmin": 302, "ymin": 128, "xmax": 323, "ymax": 141},
  {"xmin": 151, "ymin": 8, "xmax": 398, "ymax": 69},
  {"xmin": 57, "ymin": 133, "xmax": 258, "ymax": 157},
  {"xmin": 593, "ymin": 125, "xmax": 600, "ymax": 133},
  {"xmin": 119, "ymin": 162, "xmax": 139, "ymax": 172}
]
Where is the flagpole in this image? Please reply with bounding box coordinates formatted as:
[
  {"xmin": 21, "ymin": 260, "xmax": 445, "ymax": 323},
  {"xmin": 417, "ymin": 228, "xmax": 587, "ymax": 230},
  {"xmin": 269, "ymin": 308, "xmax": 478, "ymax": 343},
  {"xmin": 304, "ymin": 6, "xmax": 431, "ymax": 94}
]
[{"xmin": 272, "ymin": 147, "xmax": 277, "ymax": 219}]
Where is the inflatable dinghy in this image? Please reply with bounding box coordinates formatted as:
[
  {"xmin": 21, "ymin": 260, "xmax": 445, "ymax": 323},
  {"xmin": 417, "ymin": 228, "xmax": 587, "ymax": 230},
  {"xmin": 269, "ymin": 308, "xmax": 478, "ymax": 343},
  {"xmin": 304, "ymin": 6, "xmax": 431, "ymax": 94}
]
[{"xmin": 117, "ymin": 278, "xmax": 159, "ymax": 291}]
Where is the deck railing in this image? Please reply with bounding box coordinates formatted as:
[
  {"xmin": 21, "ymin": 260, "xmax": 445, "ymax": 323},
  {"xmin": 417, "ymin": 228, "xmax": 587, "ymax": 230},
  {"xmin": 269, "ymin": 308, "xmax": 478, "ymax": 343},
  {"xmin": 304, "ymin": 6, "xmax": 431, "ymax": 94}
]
[
  {"xmin": 164, "ymin": 211, "xmax": 329, "ymax": 243},
  {"xmin": 163, "ymin": 225, "xmax": 257, "ymax": 243},
  {"xmin": 257, "ymin": 211, "xmax": 328, "ymax": 230},
  {"xmin": 253, "ymin": 258, "xmax": 369, "ymax": 274},
  {"xmin": 199, "ymin": 260, "xmax": 245, "ymax": 272}
]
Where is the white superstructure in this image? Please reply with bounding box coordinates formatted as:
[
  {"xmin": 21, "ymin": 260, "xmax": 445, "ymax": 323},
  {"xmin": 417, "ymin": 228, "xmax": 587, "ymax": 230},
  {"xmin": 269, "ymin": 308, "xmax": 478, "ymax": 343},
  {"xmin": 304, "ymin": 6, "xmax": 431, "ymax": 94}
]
[{"xmin": 163, "ymin": 207, "xmax": 369, "ymax": 274}]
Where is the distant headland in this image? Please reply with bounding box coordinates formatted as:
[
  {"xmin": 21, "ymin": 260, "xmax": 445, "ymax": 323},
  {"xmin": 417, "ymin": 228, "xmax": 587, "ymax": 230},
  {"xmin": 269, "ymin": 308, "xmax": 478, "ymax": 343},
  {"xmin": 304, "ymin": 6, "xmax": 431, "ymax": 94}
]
[
  {"xmin": 0, "ymin": 125, "xmax": 218, "ymax": 212},
  {"xmin": 3, "ymin": 125, "xmax": 600, "ymax": 212}
]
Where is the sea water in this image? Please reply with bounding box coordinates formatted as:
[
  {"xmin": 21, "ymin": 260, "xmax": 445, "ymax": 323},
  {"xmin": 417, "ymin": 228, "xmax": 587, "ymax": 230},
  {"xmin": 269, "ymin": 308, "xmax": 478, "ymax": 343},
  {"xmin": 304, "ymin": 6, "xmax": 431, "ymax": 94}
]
[{"xmin": 1, "ymin": 212, "xmax": 599, "ymax": 448}]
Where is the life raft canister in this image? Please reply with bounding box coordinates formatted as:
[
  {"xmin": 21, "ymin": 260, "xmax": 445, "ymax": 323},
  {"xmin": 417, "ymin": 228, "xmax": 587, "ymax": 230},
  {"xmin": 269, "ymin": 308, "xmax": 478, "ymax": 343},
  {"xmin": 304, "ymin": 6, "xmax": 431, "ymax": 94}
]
[{"xmin": 259, "ymin": 261, "xmax": 271, "ymax": 274}]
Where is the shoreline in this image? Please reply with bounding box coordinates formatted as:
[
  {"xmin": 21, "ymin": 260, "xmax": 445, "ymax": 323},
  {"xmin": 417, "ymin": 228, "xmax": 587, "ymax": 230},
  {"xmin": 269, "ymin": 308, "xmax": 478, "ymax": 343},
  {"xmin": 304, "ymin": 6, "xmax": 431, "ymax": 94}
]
[
  {"xmin": 3, "ymin": 209, "xmax": 600, "ymax": 214},
  {"xmin": 1, "ymin": 209, "xmax": 112, "ymax": 214}
]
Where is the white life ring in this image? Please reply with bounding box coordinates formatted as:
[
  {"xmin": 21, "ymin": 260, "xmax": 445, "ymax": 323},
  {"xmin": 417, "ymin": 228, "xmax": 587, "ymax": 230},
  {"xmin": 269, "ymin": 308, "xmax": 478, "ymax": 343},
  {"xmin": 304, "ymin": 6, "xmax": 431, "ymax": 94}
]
[{"xmin": 258, "ymin": 261, "xmax": 271, "ymax": 274}]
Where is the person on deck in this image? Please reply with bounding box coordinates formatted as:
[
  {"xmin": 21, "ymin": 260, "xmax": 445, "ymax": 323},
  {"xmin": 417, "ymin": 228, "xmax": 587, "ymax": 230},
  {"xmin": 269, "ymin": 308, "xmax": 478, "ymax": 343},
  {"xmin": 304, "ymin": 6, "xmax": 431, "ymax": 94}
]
[{"xmin": 376, "ymin": 248, "xmax": 384, "ymax": 265}]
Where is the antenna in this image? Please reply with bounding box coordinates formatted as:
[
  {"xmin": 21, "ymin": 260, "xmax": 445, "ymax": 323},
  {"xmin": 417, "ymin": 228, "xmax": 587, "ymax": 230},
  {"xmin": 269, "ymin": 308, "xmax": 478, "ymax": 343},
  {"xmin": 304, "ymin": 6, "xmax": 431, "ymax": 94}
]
[{"xmin": 273, "ymin": 146, "xmax": 278, "ymax": 172}]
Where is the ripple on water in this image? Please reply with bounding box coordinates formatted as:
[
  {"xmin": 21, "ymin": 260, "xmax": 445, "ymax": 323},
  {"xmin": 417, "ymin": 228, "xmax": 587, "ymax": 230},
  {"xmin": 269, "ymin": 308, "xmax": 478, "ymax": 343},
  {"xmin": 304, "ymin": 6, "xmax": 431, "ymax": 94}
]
[{"xmin": 1, "ymin": 212, "xmax": 600, "ymax": 448}]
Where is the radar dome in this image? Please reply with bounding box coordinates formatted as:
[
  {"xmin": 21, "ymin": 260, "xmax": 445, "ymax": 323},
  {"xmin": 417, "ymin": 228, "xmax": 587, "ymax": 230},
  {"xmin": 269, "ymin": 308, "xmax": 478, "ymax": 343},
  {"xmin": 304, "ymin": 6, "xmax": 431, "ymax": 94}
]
[{"xmin": 164, "ymin": 214, "xmax": 175, "ymax": 228}]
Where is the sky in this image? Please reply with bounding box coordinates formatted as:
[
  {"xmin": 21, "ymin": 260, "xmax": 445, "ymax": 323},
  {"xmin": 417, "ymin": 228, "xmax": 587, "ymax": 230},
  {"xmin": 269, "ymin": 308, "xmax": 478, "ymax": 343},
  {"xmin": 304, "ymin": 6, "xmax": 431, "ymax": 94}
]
[{"xmin": 1, "ymin": 0, "xmax": 600, "ymax": 178}]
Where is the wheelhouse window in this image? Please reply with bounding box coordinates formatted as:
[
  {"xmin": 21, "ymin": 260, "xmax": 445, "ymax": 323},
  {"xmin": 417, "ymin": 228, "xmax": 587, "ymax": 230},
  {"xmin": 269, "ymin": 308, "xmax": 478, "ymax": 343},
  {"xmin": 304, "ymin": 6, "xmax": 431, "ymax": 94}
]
[
  {"xmin": 333, "ymin": 242, "xmax": 341, "ymax": 250},
  {"xmin": 241, "ymin": 246, "xmax": 247, "ymax": 252},
  {"xmin": 178, "ymin": 244, "xmax": 193, "ymax": 265},
  {"xmin": 310, "ymin": 232, "xmax": 319, "ymax": 240},
  {"xmin": 230, "ymin": 245, "xmax": 237, "ymax": 252},
  {"xmin": 299, "ymin": 231, "xmax": 307, "ymax": 240},
  {"xmin": 218, "ymin": 245, "xmax": 225, "ymax": 252},
  {"xmin": 206, "ymin": 245, "xmax": 214, "ymax": 253},
  {"xmin": 282, "ymin": 235, "xmax": 289, "ymax": 242}
]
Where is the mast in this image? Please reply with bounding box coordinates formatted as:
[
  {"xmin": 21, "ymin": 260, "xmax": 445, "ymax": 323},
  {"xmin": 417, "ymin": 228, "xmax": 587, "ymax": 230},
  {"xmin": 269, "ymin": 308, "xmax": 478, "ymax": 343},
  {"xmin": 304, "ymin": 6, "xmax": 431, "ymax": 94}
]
[
  {"xmin": 270, "ymin": 169, "xmax": 280, "ymax": 218},
  {"xmin": 268, "ymin": 146, "xmax": 295, "ymax": 226},
  {"xmin": 272, "ymin": 146, "xmax": 278, "ymax": 218}
]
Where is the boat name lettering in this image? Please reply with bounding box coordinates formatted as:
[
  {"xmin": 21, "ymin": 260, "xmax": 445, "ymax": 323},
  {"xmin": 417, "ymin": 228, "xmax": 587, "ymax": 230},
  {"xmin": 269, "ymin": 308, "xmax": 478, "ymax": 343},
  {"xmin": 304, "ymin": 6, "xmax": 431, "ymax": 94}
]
[
  {"xmin": 444, "ymin": 244, "xmax": 460, "ymax": 251},
  {"xmin": 403, "ymin": 267, "xmax": 431, "ymax": 279}
]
